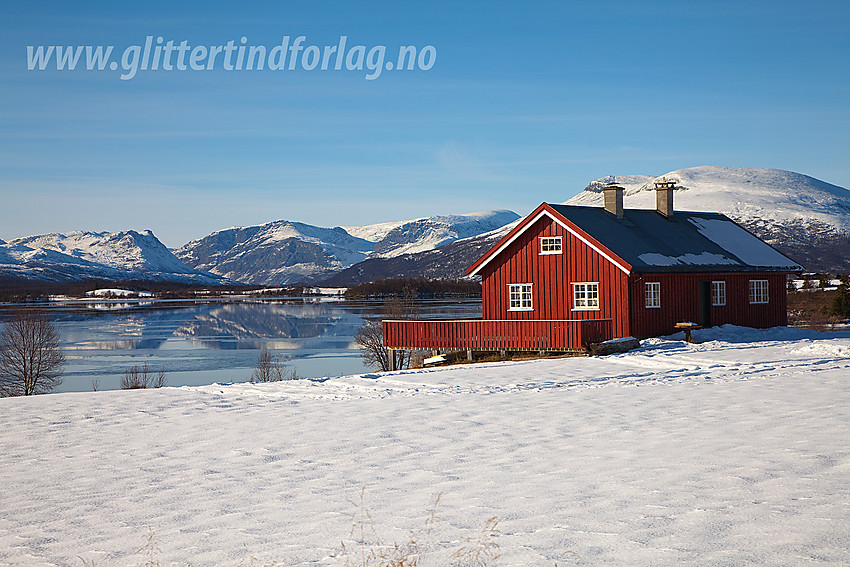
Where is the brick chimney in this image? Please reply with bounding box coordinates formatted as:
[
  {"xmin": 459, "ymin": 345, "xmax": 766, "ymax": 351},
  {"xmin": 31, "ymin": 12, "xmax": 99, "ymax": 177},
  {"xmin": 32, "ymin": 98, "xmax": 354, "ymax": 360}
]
[
  {"xmin": 654, "ymin": 178, "xmax": 675, "ymax": 218},
  {"xmin": 602, "ymin": 184, "xmax": 624, "ymax": 218}
]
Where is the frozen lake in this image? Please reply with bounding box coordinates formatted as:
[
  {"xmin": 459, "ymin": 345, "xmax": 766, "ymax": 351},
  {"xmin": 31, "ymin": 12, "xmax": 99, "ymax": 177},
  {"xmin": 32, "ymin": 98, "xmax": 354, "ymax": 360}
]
[{"xmin": 0, "ymin": 297, "xmax": 481, "ymax": 392}]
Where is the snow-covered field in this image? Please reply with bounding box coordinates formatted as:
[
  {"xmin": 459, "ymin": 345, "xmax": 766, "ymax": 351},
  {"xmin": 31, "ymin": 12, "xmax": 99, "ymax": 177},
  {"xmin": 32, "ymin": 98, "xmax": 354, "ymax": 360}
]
[{"xmin": 1, "ymin": 325, "xmax": 849, "ymax": 566}]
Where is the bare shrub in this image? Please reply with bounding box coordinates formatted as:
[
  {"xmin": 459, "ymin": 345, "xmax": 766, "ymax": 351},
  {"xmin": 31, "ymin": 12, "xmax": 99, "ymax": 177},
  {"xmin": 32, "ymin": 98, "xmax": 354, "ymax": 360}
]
[
  {"xmin": 355, "ymin": 295, "xmax": 419, "ymax": 372},
  {"xmin": 340, "ymin": 491, "xmax": 501, "ymax": 567},
  {"xmin": 134, "ymin": 527, "xmax": 162, "ymax": 567},
  {"xmin": 0, "ymin": 309, "xmax": 65, "ymax": 396},
  {"xmin": 787, "ymin": 286, "xmax": 843, "ymax": 329},
  {"xmin": 449, "ymin": 517, "xmax": 501, "ymax": 567},
  {"xmin": 808, "ymin": 309, "xmax": 840, "ymax": 333},
  {"xmin": 79, "ymin": 527, "xmax": 163, "ymax": 567},
  {"xmin": 354, "ymin": 319, "xmax": 410, "ymax": 373},
  {"xmin": 250, "ymin": 348, "xmax": 294, "ymax": 382},
  {"xmin": 121, "ymin": 363, "xmax": 167, "ymax": 389},
  {"xmin": 75, "ymin": 495, "xmax": 517, "ymax": 566}
]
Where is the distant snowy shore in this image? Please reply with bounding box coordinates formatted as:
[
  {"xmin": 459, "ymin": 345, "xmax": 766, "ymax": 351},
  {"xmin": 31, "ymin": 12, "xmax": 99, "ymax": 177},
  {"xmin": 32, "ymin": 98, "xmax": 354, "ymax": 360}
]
[{"xmin": 1, "ymin": 325, "xmax": 849, "ymax": 566}]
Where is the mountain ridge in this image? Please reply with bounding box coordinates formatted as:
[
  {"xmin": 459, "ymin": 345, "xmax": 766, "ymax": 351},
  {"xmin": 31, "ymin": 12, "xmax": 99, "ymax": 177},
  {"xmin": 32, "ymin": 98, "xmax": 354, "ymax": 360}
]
[
  {"xmin": 324, "ymin": 166, "xmax": 849, "ymax": 284},
  {"xmin": 568, "ymin": 166, "xmax": 850, "ymax": 232},
  {"xmin": 0, "ymin": 230, "xmax": 225, "ymax": 284},
  {"xmin": 174, "ymin": 210, "xmax": 520, "ymax": 285},
  {"xmin": 2, "ymin": 167, "xmax": 847, "ymax": 286},
  {"xmin": 565, "ymin": 166, "xmax": 850, "ymax": 273}
]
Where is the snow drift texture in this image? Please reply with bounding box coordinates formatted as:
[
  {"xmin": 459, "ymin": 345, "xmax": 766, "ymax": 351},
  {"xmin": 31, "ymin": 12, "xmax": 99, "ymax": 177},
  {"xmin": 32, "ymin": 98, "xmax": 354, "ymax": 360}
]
[{"xmin": 1, "ymin": 325, "xmax": 848, "ymax": 565}]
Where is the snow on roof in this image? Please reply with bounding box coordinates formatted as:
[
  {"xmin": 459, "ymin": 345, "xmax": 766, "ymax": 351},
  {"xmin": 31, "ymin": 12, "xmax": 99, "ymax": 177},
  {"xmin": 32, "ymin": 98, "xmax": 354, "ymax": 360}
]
[
  {"xmin": 546, "ymin": 204, "xmax": 801, "ymax": 273},
  {"xmin": 687, "ymin": 217, "xmax": 803, "ymax": 270},
  {"xmin": 637, "ymin": 251, "xmax": 739, "ymax": 267}
]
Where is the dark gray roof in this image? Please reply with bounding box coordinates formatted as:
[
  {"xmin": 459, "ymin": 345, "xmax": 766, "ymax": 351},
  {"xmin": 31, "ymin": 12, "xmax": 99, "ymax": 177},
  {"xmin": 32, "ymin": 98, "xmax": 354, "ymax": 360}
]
[{"xmin": 548, "ymin": 204, "xmax": 802, "ymax": 273}]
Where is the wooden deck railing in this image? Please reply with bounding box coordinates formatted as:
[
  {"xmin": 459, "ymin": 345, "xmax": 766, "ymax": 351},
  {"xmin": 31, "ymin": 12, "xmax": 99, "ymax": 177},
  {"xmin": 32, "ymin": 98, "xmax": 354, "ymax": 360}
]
[{"xmin": 383, "ymin": 318, "xmax": 613, "ymax": 351}]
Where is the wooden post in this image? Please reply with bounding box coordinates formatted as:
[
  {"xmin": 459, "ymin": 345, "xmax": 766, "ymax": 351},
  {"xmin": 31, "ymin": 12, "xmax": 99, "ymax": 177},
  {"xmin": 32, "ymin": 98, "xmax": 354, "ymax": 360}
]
[
  {"xmin": 466, "ymin": 349, "xmax": 473, "ymax": 361},
  {"xmin": 387, "ymin": 349, "xmax": 396, "ymax": 371}
]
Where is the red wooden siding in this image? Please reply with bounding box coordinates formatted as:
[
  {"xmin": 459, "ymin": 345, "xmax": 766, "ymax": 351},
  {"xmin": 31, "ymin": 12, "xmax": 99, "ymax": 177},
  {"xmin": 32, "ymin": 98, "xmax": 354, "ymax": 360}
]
[
  {"xmin": 478, "ymin": 215, "xmax": 631, "ymax": 338},
  {"xmin": 629, "ymin": 272, "xmax": 788, "ymax": 338},
  {"xmin": 383, "ymin": 318, "xmax": 613, "ymax": 351}
]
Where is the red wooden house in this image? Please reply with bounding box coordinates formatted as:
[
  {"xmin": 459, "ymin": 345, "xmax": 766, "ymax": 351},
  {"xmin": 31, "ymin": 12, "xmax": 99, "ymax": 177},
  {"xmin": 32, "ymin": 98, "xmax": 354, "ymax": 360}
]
[{"xmin": 383, "ymin": 182, "xmax": 802, "ymax": 356}]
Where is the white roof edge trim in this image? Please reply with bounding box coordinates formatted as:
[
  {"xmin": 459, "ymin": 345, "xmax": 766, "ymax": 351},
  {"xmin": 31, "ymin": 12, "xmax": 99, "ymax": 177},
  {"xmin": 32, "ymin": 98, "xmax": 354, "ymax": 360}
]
[{"xmin": 468, "ymin": 209, "xmax": 631, "ymax": 277}]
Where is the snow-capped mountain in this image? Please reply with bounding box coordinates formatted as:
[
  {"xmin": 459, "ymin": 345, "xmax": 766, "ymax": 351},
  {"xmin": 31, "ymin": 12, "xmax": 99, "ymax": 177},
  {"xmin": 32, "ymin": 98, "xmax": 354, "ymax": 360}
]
[
  {"xmin": 566, "ymin": 167, "xmax": 850, "ymax": 272},
  {"xmin": 568, "ymin": 167, "xmax": 850, "ymax": 231},
  {"xmin": 580, "ymin": 174, "xmax": 656, "ymax": 195},
  {"xmin": 4, "ymin": 167, "xmax": 845, "ymax": 286},
  {"xmin": 322, "ymin": 220, "xmax": 520, "ymax": 285},
  {"xmin": 345, "ymin": 210, "xmax": 520, "ymax": 258},
  {"xmin": 0, "ymin": 230, "xmax": 224, "ymax": 284},
  {"xmin": 325, "ymin": 167, "xmax": 849, "ymax": 284},
  {"xmin": 176, "ymin": 211, "xmax": 520, "ymax": 285},
  {"xmin": 174, "ymin": 221, "xmax": 374, "ymax": 286}
]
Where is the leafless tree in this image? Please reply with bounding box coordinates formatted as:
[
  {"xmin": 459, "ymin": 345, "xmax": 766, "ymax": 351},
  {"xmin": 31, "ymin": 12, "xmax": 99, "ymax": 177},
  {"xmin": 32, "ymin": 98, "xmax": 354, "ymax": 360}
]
[
  {"xmin": 354, "ymin": 318, "xmax": 401, "ymax": 372},
  {"xmin": 121, "ymin": 362, "xmax": 167, "ymax": 389},
  {"xmin": 0, "ymin": 309, "xmax": 65, "ymax": 396},
  {"xmin": 250, "ymin": 348, "xmax": 294, "ymax": 382},
  {"xmin": 355, "ymin": 295, "xmax": 418, "ymax": 372}
]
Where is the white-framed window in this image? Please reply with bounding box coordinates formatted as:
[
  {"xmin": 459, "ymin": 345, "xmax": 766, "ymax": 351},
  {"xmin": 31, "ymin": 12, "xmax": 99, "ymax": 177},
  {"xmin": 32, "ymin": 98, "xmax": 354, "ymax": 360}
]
[
  {"xmin": 508, "ymin": 283, "xmax": 533, "ymax": 311},
  {"xmin": 572, "ymin": 282, "xmax": 599, "ymax": 310},
  {"xmin": 712, "ymin": 280, "xmax": 726, "ymax": 306},
  {"xmin": 749, "ymin": 279, "xmax": 769, "ymax": 304},
  {"xmin": 539, "ymin": 236, "xmax": 562, "ymax": 255},
  {"xmin": 645, "ymin": 281, "xmax": 661, "ymax": 308}
]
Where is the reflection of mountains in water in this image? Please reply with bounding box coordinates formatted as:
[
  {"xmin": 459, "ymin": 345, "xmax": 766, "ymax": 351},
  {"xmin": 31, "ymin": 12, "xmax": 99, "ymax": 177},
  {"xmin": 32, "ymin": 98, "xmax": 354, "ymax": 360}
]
[
  {"xmin": 54, "ymin": 302, "xmax": 209, "ymax": 351},
  {"xmin": 175, "ymin": 302, "xmax": 358, "ymax": 348}
]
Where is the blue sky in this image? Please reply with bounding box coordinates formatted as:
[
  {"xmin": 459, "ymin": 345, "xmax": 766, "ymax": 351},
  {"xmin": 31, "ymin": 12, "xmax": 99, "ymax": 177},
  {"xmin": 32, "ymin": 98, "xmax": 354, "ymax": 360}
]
[{"xmin": 2, "ymin": 0, "xmax": 848, "ymax": 247}]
